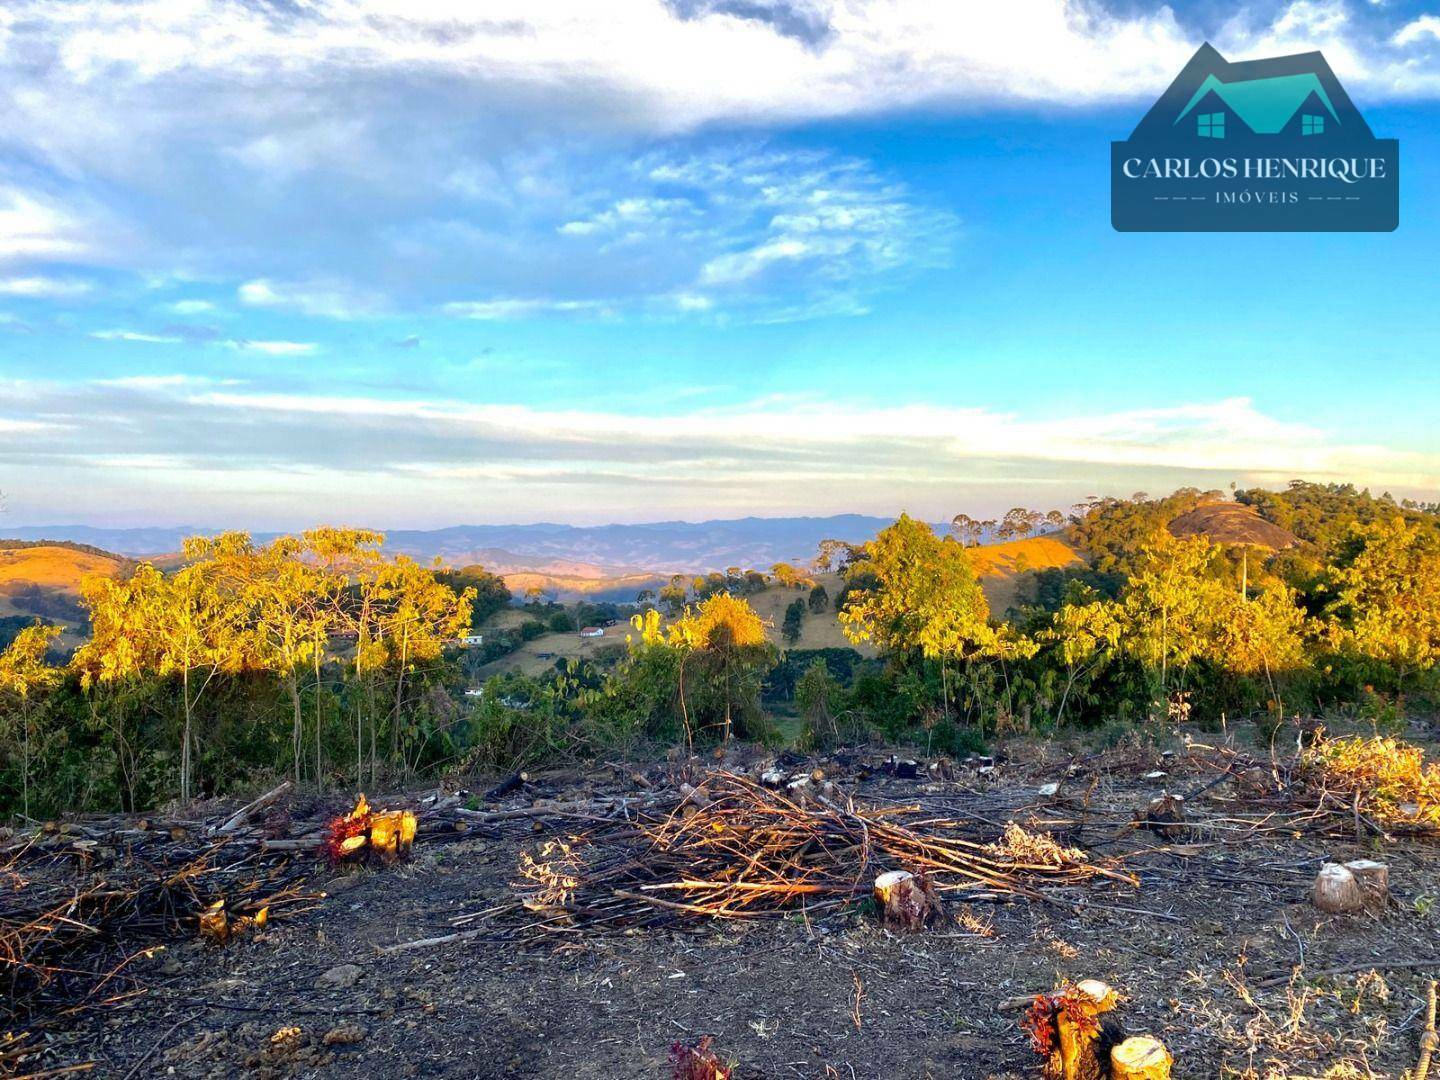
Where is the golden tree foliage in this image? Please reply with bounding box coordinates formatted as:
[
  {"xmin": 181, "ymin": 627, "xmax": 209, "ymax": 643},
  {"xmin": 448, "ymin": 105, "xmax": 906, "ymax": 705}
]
[
  {"xmin": 71, "ymin": 529, "xmax": 474, "ymax": 800},
  {"xmin": 1323, "ymin": 516, "xmax": 1440, "ymax": 682},
  {"xmin": 657, "ymin": 593, "xmax": 771, "ymax": 745},
  {"xmin": 0, "ymin": 623, "xmax": 63, "ymax": 816},
  {"xmin": 839, "ymin": 513, "xmax": 998, "ymax": 661}
]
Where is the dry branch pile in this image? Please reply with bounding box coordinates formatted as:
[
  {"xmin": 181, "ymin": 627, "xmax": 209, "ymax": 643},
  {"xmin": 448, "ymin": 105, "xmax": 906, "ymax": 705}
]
[
  {"xmin": 1294, "ymin": 732, "xmax": 1440, "ymax": 833},
  {"xmin": 0, "ymin": 824, "xmax": 319, "ymax": 1027},
  {"xmin": 514, "ymin": 772, "xmax": 1132, "ymax": 932},
  {"xmin": 0, "ymin": 784, "xmax": 445, "ymax": 1032}
]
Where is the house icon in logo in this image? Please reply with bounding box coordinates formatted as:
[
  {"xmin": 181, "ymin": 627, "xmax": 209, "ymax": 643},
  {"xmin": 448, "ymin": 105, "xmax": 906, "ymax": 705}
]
[{"xmin": 1112, "ymin": 44, "xmax": 1398, "ymax": 232}]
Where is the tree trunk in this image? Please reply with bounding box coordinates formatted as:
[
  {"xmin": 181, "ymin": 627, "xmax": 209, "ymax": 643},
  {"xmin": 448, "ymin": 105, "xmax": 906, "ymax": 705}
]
[
  {"xmin": 20, "ymin": 699, "xmax": 30, "ymax": 819},
  {"xmin": 181, "ymin": 659, "xmax": 192, "ymax": 802},
  {"xmin": 1056, "ymin": 667, "xmax": 1077, "ymax": 728},
  {"xmin": 392, "ymin": 624, "xmax": 410, "ymax": 764},
  {"xmin": 677, "ymin": 653, "xmax": 693, "ymax": 752},
  {"xmin": 314, "ymin": 649, "xmax": 324, "ymax": 792},
  {"xmin": 289, "ymin": 672, "xmax": 303, "ymax": 786}
]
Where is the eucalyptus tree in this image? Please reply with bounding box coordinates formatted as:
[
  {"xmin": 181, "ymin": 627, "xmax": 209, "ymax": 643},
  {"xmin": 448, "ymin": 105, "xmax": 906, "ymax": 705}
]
[{"xmin": 0, "ymin": 623, "xmax": 62, "ymax": 817}]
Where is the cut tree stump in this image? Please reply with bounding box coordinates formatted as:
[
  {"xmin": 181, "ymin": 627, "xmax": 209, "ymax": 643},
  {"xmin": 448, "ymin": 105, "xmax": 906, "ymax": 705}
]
[
  {"xmin": 873, "ymin": 870, "xmax": 943, "ymax": 931},
  {"xmin": 1028, "ymin": 980, "xmax": 1121, "ymax": 1080},
  {"xmin": 1344, "ymin": 859, "xmax": 1389, "ymax": 910},
  {"xmin": 1111, "ymin": 1036, "xmax": 1172, "ymax": 1080},
  {"xmin": 1138, "ymin": 794, "xmax": 1188, "ymax": 841},
  {"xmin": 1312, "ymin": 862, "xmax": 1364, "ymax": 914}
]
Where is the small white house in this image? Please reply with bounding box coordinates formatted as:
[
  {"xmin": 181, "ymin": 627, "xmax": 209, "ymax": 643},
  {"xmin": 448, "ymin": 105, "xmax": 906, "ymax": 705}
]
[
  {"xmin": 579, "ymin": 626, "xmax": 604, "ymax": 638},
  {"xmin": 457, "ymin": 634, "xmax": 484, "ymax": 647}
]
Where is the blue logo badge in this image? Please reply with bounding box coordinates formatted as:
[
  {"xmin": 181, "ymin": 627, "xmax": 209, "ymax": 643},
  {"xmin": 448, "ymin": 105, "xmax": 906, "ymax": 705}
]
[{"xmin": 1112, "ymin": 44, "xmax": 1398, "ymax": 232}]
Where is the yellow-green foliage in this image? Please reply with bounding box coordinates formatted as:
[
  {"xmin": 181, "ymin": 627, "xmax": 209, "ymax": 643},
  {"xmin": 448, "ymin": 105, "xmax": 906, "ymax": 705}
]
[
  {"xmin": 1324, "ymin": 516, "xmax": 1440, "ymax": 679},
  {"xmin": 1301, "ymin": 732, "xmax": 1440, "ymax": 827},
  {"xmin": 840, "ymin": 513, "xmax": 1005, "ymax": 661}
]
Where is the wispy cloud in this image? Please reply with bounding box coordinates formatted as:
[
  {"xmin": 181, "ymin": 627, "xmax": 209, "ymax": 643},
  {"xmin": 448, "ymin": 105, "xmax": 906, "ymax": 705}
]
[
  {"xmin": 0, "ymin": 188, "xmax": 96, "ymax": 264},
  {"xmin": 0, "ymin": 377, "xmax": 1434, "ymax": 525},
  {"xmin": 166, "ymin": 299, "xmax": 217, "ymax": 315},
  {"xmin": 0, "ymin": 276, "xmax": 93, "ymax": 299},
  {"xmin": 0, "ymin": 1, "xmax": 1431, "ymax": 325},
  {"xmin": 90, "ymin": 329, "xmax": 181, "ymax": 344},
  {"xmin": 440, "ymin": 298, "xmax": 614, "ymax": 321},
  {"xmin": 225, "ymin": 340, "xmax": 318, "ymax": 357},
  {"xmin": 238, "ymin": 279, "xmax": 383, "ymax": 319}
]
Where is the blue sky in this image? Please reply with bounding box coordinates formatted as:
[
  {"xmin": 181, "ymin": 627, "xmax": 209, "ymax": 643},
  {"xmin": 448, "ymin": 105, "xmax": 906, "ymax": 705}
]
[{"xmin": 2, "ymin": 0, "xmax": 1439, "ymax": 528}]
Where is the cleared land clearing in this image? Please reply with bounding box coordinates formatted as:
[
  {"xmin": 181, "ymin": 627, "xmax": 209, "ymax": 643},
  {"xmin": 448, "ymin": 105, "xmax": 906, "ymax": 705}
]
[{"xmin": 30, "ymin": 731, "xmax": 1440, "ymax": 1079}]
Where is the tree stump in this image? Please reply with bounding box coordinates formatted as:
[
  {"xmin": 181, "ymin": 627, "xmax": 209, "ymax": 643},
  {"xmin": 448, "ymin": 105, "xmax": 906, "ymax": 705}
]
[
  {"xmin": 873, "ymin": 870, "xmax": 942, "ymax": 930},
  {"xmin": 1026, "ymin": 980, "xmax": 1120, "ymax": 1080},
  {"xmin": 1344, "ymin": 859, "xmax": 1389, "ymax": 910},
  {"xmin": 1111, "ymin": 1036, "xmax": 1172, "ymax": 1080},
  {"xmin": 1138, "ymin": 794, "xmax": 1188, "ymax": 840},
  {"xmin": 1312, "ymin": 862, "xmax": 1363, "ymax": 914}
]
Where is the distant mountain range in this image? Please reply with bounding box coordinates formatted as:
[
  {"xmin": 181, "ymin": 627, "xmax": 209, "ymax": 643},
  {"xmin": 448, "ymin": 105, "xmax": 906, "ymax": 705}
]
[{"xmin": 3, "ymin": 515, "xmax": 945, "ymax": 576}]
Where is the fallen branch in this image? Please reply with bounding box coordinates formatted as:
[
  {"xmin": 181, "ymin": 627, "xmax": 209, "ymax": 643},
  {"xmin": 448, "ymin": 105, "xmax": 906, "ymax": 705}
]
[{"xmin": 209, "ymin": 781, "xmax": 293, "ymax": 837}]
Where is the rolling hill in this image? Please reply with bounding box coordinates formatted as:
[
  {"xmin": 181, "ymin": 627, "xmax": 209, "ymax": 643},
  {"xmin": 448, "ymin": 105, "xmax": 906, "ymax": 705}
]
[
  {"xmin": 474, "ymin": 535, "xmax": 1080, "ymax": 680},
  {"xmin": 0, "ymin": 542, "xmax": 126, "ymax": 638},
  {"xmin": 1167, "ymin": 502, "xmax": 1300, "ymax": 550}
]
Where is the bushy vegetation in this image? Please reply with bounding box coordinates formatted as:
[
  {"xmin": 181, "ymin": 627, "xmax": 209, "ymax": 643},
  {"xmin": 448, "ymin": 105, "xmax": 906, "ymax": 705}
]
[{"xmin": 3, "ymin": 482, "xmax": 1439, "ymax": 818}]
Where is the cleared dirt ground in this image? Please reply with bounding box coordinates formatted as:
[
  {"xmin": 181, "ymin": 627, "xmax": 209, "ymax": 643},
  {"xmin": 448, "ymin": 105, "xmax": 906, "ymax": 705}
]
[{"xmin": 38, "ymin": 733, "xmax": 1440, "ymax": 1080}]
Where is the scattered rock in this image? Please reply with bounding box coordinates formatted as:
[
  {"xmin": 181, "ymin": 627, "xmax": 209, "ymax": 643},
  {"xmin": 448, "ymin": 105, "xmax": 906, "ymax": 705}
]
[
  {"xmin": 315, "ymin": 963, "xmax": 364, "ymax": 989},
  {"xmin": 323, "ymin": 1023, "xmax": 368, "ymax": 1046}
]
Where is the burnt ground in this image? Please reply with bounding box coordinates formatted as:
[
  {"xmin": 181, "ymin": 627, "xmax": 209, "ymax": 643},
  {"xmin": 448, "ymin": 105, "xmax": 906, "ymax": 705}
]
[{"xmin": 31, "ymin": 735, "xmax": 1440, "ymax": 1080}]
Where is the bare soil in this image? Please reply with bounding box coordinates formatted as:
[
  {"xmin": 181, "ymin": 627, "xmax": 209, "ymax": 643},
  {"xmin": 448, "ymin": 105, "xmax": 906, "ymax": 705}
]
[{"xmin": 34, "ymin": 737, "xmax": 1440, "ymax": 1080}]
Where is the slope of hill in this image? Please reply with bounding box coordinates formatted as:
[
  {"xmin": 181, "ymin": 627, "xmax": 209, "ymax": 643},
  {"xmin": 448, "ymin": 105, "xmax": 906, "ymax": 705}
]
[
  {"xmin": 967, "ymin": 534, "xmax": 1082, "ymax": 613},
  {"xmin": 0, "ymin": 543, "xmax": 124, "ymax": 632},
  {"xmin": 1168, "ymin": 502, "xmax": 1300, "ymax": 549},
  {"xmin": 502, "ymin": 570, "xmax": 667, "ymax": 603}
]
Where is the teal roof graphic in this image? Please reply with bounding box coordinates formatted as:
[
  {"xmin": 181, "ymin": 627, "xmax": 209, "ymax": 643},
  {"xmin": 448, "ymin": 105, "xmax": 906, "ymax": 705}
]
[
  {"xmin": 1176, "ymin": 72, "xmax": 1338, "ymax": 133},
  {"xmin": 1127, "ymin": 42, "xmax": 1376, "ymax": 142}
]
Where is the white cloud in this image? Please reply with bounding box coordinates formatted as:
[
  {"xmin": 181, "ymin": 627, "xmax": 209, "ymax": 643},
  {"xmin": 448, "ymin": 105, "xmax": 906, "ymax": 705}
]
[
  {"xmin": 96, "ymin": 374, "xmax": 223, "ymax": 389},
  {"xmin": 225, "ymin": 339, "xmax": 317, "ymax": 356},
  {"xmin": 90, "ymin": 329, "xmax": 181, "ymax": 343},
  {"xmin": 441, "ymin": 298, "xmax": 614, "ymax": 321},
  {"xmin": 0, "ymin": 275, "xmax": 93, "ymax": 298},
  {"xmin": 2, "ymin": 378, "xmax": 1435, "ymax": 523},
  {"xmin": 167, "ymin": 299, "xmax": 216, "ymax": 315},
  {"xmin": 1394, "ymin": 15, "xmax": 1440, "ymax": 45},
  {"xmin": 238, "ymin": 279, "xmax": 379, "ymax": 319},
  {"xmin": 0, "ymin": 1, "xmax": 1434, "ymax": 324},
  {"xmin": 0, "ymin": 188, "xmax": 95, "ymax": 263}
]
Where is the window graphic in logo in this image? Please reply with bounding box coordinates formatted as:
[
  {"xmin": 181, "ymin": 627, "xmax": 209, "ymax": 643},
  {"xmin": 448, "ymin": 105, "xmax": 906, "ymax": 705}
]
[{"xmin": 1112, "ymin": 44, "xmax": 1398, "ymax": 232}]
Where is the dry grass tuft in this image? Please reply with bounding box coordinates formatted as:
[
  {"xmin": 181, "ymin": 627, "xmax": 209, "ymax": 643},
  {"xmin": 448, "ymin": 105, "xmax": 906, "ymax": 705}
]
[{"xmin": 986, "ymin": 822, "xmax": 1088, "ymax": 868}]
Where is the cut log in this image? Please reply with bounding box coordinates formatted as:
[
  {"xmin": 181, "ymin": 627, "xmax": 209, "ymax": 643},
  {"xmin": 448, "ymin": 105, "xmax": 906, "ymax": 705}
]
[
  {"xmin": 1312, "ymin": 862, "xmax": 1363, "ymax": 914},
  {"xmin": 1344, "ymin": 859, "xmax": 1389, "ymax": 909},
  {"xmin": 1111, "ymin": 1036, "xmax": 1172, "ymax": 1080},
  {"xmin": 484, "ymin": 770, "xmax": 529, "ymax": 801},
  {"xmin": 873, "ymin": 869, "xmax": 942, "ymax": 931},
  {"xmin": 209, "ymin": 780, "xmax": 292, "ymax": 836}
]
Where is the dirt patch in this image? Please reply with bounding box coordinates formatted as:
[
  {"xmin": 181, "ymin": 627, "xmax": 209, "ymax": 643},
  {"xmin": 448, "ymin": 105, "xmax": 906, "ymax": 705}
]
[{"xmin": 27, "ymin": 741, "xmax": 1440, "ymax": 1079}]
